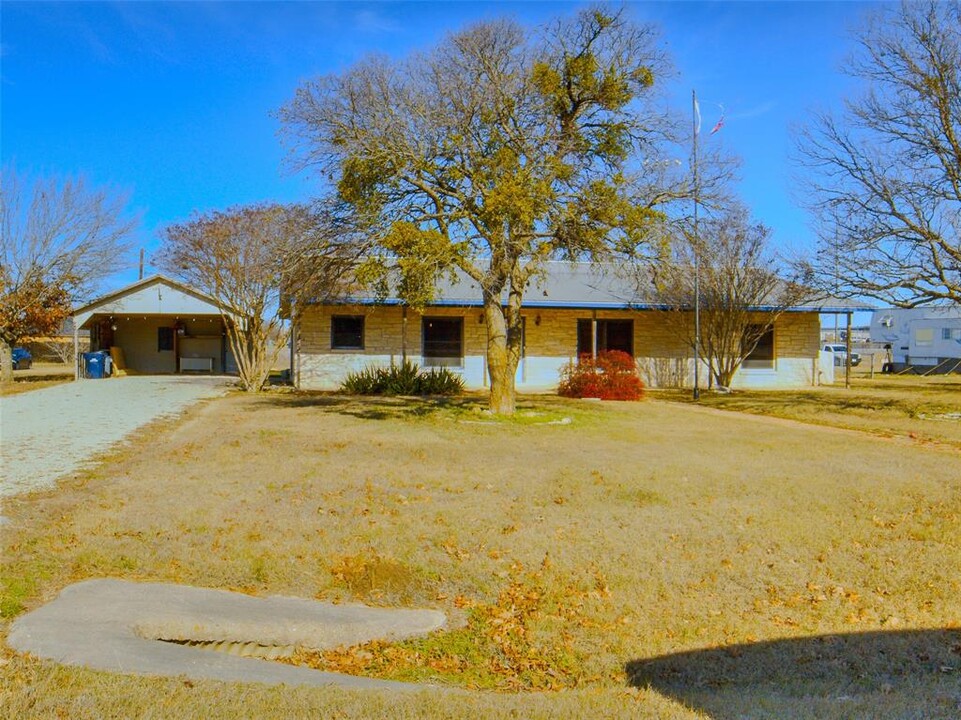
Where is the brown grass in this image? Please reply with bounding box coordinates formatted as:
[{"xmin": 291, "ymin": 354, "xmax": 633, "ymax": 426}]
[
  {"xmin": 2, "ymin": 386, "xmax": 960, "ymax": 718},
  {"xmin": 0, "ymin": 378, "xmax": 71, "ymax": 396},
  {"xmin": 654, "ymin": 374, "xmax": 961, "ymax": 450}
]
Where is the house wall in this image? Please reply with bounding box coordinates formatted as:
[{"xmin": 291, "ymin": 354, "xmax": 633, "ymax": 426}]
[{"xmin": 295, "ymin": 305, "xmax": 824, "ymax": 391}]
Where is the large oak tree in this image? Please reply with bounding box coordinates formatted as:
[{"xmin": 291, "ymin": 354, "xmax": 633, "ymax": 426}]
[{"xmin": 280, "ymin": 7, "xmax": 689, "ymax": 414}]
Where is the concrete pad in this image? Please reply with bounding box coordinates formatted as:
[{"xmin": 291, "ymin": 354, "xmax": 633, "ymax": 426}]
[{"xmin": 8, "ymin": 578, "xmax": 447, "ymax": 690}]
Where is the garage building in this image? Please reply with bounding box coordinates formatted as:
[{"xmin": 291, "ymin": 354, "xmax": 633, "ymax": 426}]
[{"xmin": 72, "ymin": 275, "xmax": 237, "ymax": 379}]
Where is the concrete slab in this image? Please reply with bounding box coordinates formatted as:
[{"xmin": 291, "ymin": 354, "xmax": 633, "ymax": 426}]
[{"xmin": 8, "ymin": 578, "xmax": 447, "ymax": 690}]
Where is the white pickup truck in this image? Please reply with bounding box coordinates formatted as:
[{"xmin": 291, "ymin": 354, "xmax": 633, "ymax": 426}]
[{"xmin": 823, "ymin": 344, "xmax": 861, "ymax": 367}]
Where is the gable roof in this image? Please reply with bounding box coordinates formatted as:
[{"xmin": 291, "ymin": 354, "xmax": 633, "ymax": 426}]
[
  {"xmin": 324, "ymin": 261, "xmax": 872, "ymax": 313},
  {"xmin": 72, "ymin": 274, "xmax": 226, "ymax": 316}
]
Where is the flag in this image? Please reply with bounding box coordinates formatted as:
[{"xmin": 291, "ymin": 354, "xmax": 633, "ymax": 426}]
[
  {"xmin": 710, "ymin": 104, "xmax": 725, "ymax": 134},
  {"xmin": 694, "ymin": 97, "xmax": 702, "ymax": 136}
]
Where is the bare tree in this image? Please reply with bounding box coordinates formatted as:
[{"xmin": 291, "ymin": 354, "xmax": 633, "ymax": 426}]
[
  {"xmin": 159, "ymin": 203, "xmax": 362, "ymax": 392},
  {"xmin": 279, "ymin": 7, "xmax": 706, "ymax": 414},
  {"xmin": 797, "ymin": 1, "xmax": 961, "ymax": 307},
  {"xmin": 651, "ymin": 207, "xmax": 813, "ymax": 388},
  {"xmin": 0, "ymin": 167, "xmax": 136, "ymax": 381},
  {"xmin": 43, "ymin": 338, "xmax": 78, "ymax": 365}
]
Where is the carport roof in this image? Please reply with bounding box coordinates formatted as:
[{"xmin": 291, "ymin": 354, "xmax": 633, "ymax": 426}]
[
  {"xmin": 72, "ymin": 275, "xmax": 238, "ymax": 329},
  {"xmin": 73, "ymin": 275, "xmax": 221, "ymax": 315}
]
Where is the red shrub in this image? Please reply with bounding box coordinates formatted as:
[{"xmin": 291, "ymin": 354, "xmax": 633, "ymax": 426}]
[{"xmin": 557, "ymin": 350, "xmax": 645, "ymax": 401}]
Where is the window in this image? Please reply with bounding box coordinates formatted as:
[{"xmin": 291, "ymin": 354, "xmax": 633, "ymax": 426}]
[
  {"xmin": 942, "ymin": 328, "xmax": 960, "ymax": 341},
  {"xmin": 423, "ymin": 317, "xmax": 463, "ymax": 367},
  {"xmin": 742, "ymin": 325, "xmax": 775, "ymax": 369},
  {"xmin": 914, "ymin": 328, "xmax": 934, "ymax": 347},
  {"xmin": 158, "ymin": 327, "xmax": 174, "ymax": 352},
  {"xmin": 331, "ymin": 315, "xmax": 364, "ymax": 350},
  {"xmin": 576, "ymin": 319, "xmax": 633, "ymax": 357}
]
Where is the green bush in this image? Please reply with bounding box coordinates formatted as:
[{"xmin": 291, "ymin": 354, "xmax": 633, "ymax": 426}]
[{"xmin": 341, "ymin": 360, "xmax": 465, "ymax": 396}]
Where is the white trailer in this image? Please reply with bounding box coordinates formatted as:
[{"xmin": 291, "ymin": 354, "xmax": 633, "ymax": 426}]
[{"xmin": 870, "ymin": 306, "xmax": 961, "ymax": 373}]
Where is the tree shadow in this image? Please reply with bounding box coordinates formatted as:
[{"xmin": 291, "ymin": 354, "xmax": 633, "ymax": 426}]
[
  {"xmin": 626, "ymin": 629, "xmax": 961, "ymax": 719},
  {"xmin": 246, "ymin": 392, "xmax": 487, "ymax": 421}
]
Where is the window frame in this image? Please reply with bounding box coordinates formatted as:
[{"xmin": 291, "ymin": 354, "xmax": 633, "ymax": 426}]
[
  {"xmin": 422, "ymin": 316, "xmax": 464, "ymax": 368},
  {"xmin": 742, "ymin": 324, "xmax": 776, "ymax": 370},
  {"xmin": 330, "ymin": 315, "xmax": 365, "ymax": 351},
  {"xmin": 158, "ymin": 326, "xmax": 174, "ymax": 352},
  {"xmin": 576, "ymin": 318, "xmax": 634, "ymax": 358}
]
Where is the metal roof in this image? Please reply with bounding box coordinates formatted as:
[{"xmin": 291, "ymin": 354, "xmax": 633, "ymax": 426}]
[{"xmin": 328, "ymin": 261, "xmax": 873, "ymax": 313}]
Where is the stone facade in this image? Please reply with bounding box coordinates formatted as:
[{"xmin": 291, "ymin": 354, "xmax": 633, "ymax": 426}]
[{"xmin": 294, "ymin": 304, "xmax": 826, "ymax": 391}]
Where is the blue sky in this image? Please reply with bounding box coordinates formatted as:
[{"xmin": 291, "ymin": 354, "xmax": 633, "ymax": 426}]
[{"xmin": 2, "ymin": 1, "xmax": 877, "ymax": 294}]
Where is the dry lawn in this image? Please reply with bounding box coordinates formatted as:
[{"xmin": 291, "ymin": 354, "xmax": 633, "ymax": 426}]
[
  {"xmin": 2, "ymin": 387, "xmax": 960, "ymax": 719},
  {"xmin": 654, "ymin": 374, "xmax": 961, "ymax": 450},
  {"xmin": 1, "ymin": 363, "xmax": 74, "ymax": 396}
]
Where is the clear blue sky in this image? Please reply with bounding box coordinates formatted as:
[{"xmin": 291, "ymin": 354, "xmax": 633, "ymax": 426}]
[{"xmin": 2, "ymin": 0, "xmax": 878, "ymax": 302}]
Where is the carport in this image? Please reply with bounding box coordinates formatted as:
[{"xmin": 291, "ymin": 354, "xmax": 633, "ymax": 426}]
[{"xmin": 72, "ymin": 275, "xmax": 237, "ymax": 379}]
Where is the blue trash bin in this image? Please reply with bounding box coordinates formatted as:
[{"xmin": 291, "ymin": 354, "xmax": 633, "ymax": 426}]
[{"xmin": 83, "ymin": 352, "xmax": 105, "ymax": 379}]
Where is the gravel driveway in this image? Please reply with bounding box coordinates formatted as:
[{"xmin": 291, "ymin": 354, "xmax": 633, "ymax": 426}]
[{"xmin": 1, "ymin": 376, "xmax": 229, "ymax": 498}]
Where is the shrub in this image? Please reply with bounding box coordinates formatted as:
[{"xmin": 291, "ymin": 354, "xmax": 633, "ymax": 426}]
[
  {"xmin": 417, "ymin": 366, "xmax": 467, "ymax": 395},
  {"xmin": 341, "ymin": 359, "xmax": 465, "ymax": 396},
  {"xmin": 557, "ymin": 350, "xmax": 644, "ymax": 401}
]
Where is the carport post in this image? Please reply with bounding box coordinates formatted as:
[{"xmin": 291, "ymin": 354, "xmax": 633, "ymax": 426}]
[
  {"xmin": 845, "ymin": 311, "xmax": 852, "ymax": 389},
  {"xmin": 73, "ymin": 324, "xmax": 80, "ymax": 381}
]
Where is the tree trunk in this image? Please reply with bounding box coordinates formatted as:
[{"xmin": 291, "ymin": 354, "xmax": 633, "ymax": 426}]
[
  {"xmin": 1, "ymin": 341, "xmax": 13, "ymax": 383},
  {"xmin": 484, "ymin": 294, "xmax": 521, "ymax": 415}
]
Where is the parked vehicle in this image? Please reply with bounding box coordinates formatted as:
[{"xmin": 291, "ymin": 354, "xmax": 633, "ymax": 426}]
[
  {"xmin": 823, "ymin": 344, "xmax": 861, "ymax": 367},
  {"xmin": 870, "ymin": 306, "xmax": 961, "ymax": 373},
  {"xmin": 11, "ymin": 347, "xmax": 32, "ymax": 370}
]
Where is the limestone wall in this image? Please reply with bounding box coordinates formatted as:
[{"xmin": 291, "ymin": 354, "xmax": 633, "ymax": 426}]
[{"xmin": 295, "ymin": 305, "xmax": 824, "ymax": 391}]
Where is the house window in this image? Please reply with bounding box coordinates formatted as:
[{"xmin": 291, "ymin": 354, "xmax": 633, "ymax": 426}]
[
  {"xmin": 423, "ymin": 317, "xmax": 463, "ymax": 367},
  {"xmin": 576, "ymin": 319, "xmax": 633, "ymax": 357},
  {"xmin": 158, "ymin": 327, "xmax": 174, "ymax": 352},
  {"xmin": 915, "ymin": 328, "xmax": 934, "ymax": 347},
  {"xmin": 742, "ymin": 325, "xmax": 775, "ymax": 369},
  {"xmin": 331, "ymin": 315, "xmax": 365, "ymax": 350}
]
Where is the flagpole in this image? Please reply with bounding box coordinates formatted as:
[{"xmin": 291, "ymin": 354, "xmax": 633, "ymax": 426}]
[{"xmin": 692, "ymin": 90, "xmax": 701, "ymax": 401}]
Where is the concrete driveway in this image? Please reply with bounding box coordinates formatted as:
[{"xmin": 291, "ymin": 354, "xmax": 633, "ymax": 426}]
[{"xmin": 0, "ymin": 376, "xmax": 230, "ymax": 498}]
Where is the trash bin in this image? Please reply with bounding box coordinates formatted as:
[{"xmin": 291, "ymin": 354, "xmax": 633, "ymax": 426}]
[{"xmin": 83, "ymin": 352, "xmax": 105, "ymax": 379}]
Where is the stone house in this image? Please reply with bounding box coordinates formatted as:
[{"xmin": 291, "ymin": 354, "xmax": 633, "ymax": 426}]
[{"xmin": 290, "ymin": 262, "xmax": 860, "ymax": 391}]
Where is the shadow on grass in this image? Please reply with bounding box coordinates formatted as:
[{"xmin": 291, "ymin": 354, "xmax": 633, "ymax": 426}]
[
  {"xmin": 244, "ymin": 391, "xmax": 585, "ymax": 425},
  {"xmin": 247, "ymin": 392, "xmax": 488, "ymax": 421},
  {"xmin": 626, "ymin": 629, "xmax": 961, "ymax": 719}
]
